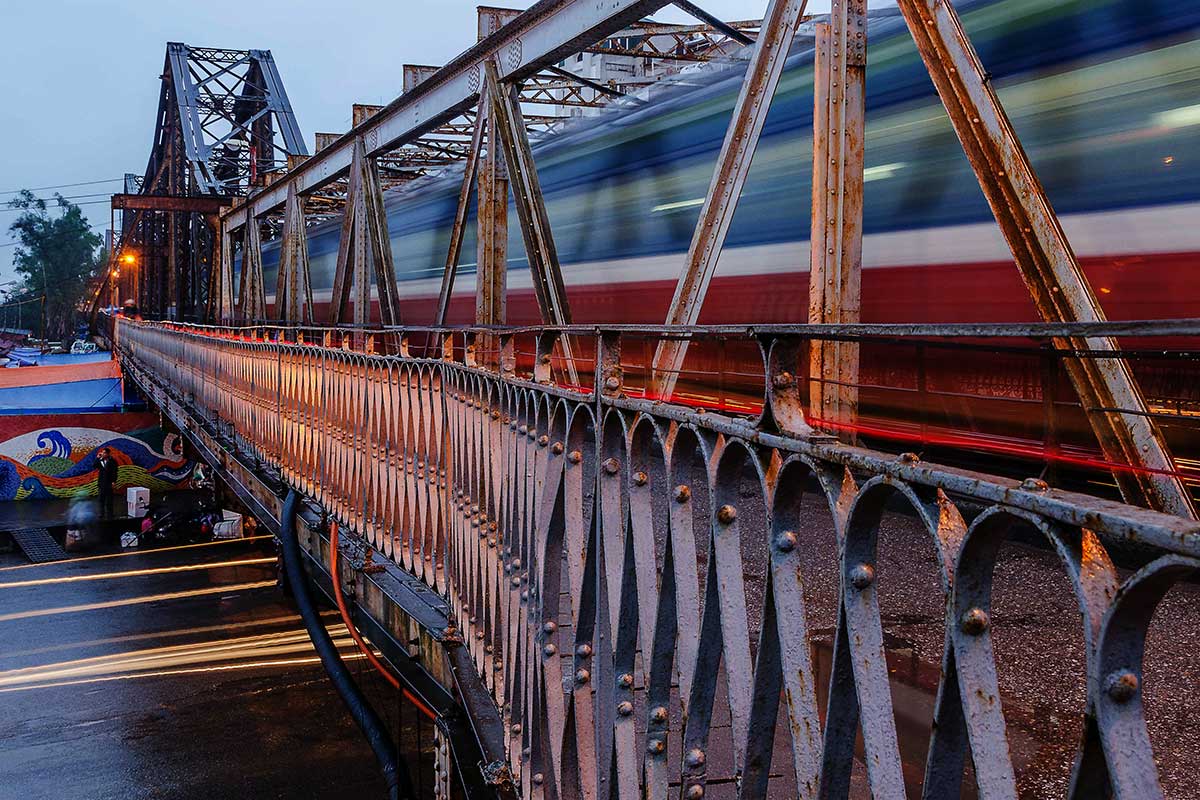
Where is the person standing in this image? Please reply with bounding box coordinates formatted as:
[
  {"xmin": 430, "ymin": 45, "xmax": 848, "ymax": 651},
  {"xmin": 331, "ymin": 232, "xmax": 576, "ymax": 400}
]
[{"xmin": 96, "ymin": 447, "xmax": 118, "ymax": 518}]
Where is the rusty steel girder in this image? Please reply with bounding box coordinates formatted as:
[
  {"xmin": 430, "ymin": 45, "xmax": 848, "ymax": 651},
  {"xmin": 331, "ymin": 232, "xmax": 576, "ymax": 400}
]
[
  {"xmin": 894, "ymin": 0, "xmax": 1195, "ymax": 519},
  {"xmin": 114, "ymin": 316, "xmax": 1200, "ymax": 800}
]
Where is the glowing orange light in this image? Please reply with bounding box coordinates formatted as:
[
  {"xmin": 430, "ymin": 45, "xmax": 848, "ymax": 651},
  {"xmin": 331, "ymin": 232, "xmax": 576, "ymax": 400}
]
[
  {"xmin": 120, "ymin": 253, "xmax": 136, "ymax": 265},
  {"xmin": 1099, "ymin": 287, "xmax": 1112, "ymax": 294},
  {"xmin": 1163, "ymin": 155, "xmax": 1175, "ymax": 166},
  {"xmin": 111, "ymin": 269, "xmax": 120, "ymax": 278}
]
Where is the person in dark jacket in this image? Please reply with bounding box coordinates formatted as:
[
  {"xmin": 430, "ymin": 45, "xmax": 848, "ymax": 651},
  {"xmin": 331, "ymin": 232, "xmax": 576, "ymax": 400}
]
[{"xmin": 96, "ymin": 447, "xmax": 118, "ymax": 518}]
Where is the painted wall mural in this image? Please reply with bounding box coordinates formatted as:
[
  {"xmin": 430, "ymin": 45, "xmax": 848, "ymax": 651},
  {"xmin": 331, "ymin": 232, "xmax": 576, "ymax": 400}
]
[{"xmin": 0, "ymin": 413, "xmax": 193, "ymax": 501}]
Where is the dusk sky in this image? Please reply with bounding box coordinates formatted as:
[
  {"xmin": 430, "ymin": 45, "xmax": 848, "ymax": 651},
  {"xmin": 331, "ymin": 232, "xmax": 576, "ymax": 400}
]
[{"xmin": 0, "ymin": 0, "xmax": 880, "ymax": 286}]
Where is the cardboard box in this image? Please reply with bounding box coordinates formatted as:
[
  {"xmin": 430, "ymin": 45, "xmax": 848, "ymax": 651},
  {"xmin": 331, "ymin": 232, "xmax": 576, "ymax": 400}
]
[{"xmin": 126, "ymin": 487, "xmax": 150, "ymax": 517}]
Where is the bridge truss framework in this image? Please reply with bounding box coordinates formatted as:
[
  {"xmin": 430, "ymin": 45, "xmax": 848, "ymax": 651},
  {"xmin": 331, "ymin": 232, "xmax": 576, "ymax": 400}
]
[{"xmin": 103, "ymin": 0, "xmax": 1200, "ymax": 797}]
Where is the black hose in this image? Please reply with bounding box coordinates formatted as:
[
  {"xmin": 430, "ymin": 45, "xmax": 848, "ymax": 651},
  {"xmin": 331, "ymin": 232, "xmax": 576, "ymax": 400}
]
[{"xmin": 278, "ymin": 491, "xmax": 413, "ymax": 800}]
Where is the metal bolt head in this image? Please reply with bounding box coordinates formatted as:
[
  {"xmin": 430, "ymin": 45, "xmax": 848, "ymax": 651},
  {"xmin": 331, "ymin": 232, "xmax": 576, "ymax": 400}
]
[
  {"xmin": 537, "ymin": 435, "xmax": 549, "ymax": 447},
  {"xmin": 575, "ymin": 668, "xmax": 590, "ymax": 685},
  {"xmin": 685, "ymin": 749, "xmax": 706, "ymax": 768},
  {"xmin": 532, "ymin": 772, "xmax": 544, "ymax": 785},
  {"xmin": 543, "ymin": 643, "xmax": 557, "ymax": 657},
  {"xmin": 647, "ymin": 738, "xmax": 665, "ymax": 755},
  {"xmin": 551, "ymin": 441, "xmax": 564, "ymax": 455},
  {"xmin": 772, "ymin": 371, "xmax": 793, "ymax": 389},
  {"xmin": 511, "ymin": 558, "xmax": 522, "ymax": 570},
  {"xmin": 618, "ymin": 672, "xmax": 634, "ymax": 689},
  {"xmin": 510, "ymin": 576, "xmax": 521, "ymax": 587},
  {"xmin": 849, "ymin": 563, "xmax": 875, "ymax": 590},
  {"xmin": 568, "ymin": 449, "xmax": 582, "ymax": 464},
  {"xmin": 603, "ymin": 457, "xmax": 620, "ymax": 475},
  {"xmin": 961, "ymin": 607, "xmax": 990, "ymax": 636},
  {"xmin": 899, "ymin": 451, "xmax": 921, "ymax": 464},
  {"xmin": 633, "ymin": 471, "xmax": 648, "ymax": 486},
  {"xmin": 518, "ymin": 424, "xmax": 528, "ymax": 435},
  {"xmin": 604, "ymin": 376, "xmax": 620, "ymax": 391},
  {"xmin": 617, "ymin": 701, "xmax": 634, "ymax": 717},
  {"xmin": 674, "ymin": 484, "xmax": 691, "ymax": 503},
  {"xmin": 576, "ymin": 643, "xmax": 592, "ymax": 658},
  {"xmin": 511, "ymin": 724, "xmax": 521, "ymax": 735},
  {"xmin": 650, "ymin": 706, "xmax": 668, "ymax": 724},
  {"xmin": 1106, "ymin": 670, "xmax": 1139, "ymax": 703},
  {"xmin": 717, "ymin": 504, "xmax": 737, "ymax": 525},
  {"xmin": 1021, "ymin": 477, "xmax": 1049, "ymax": 492},
  {"xmin": 543, "ymin": 621, "xmax": 557, "ymax": 634},
  {"xmin": 686, "ymin": 785, "xmax": 704, "ymax": 799},
  {"xmin": 776, "ymin": 531, "xmax": 797, "ymax": 552}
]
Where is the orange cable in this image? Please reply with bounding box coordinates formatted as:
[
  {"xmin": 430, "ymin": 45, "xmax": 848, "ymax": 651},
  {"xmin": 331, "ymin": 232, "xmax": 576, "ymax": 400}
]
[{"xmin": 329, "ymin": 521, "xmax": 438, "ymax": 721}]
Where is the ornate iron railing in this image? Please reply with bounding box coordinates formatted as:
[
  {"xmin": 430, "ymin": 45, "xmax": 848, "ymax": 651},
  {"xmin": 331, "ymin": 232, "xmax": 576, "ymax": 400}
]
[{"xmin": 115, "ymin": 317, "xmax": 1200, "ymax": 799}]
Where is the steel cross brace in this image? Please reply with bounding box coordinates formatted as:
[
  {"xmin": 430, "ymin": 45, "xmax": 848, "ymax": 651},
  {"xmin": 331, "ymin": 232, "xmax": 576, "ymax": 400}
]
[
  {"xmin": 651, "ymin": 0, "xmax": 810, "ymax": 401},
  {"xmin": 328, "ymin": 137, "xmax": 404, "ymax": 327},
  {"xmin": 484, "ymin": 60, "xmax": 578, "ymax": 384},
  {"xmin": 275, "ymin": 182, "xmax": 314, "ymax": 323},
  {"xmin": 895, "ymin": 0, "xmax": 1195, "ymax": 519}
]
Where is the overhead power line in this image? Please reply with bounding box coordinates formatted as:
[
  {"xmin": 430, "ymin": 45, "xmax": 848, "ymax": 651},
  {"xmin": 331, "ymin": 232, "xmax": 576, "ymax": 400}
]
[{"xmin": 0, "ymin": 178, "xmax": 122, "ymax": 195}]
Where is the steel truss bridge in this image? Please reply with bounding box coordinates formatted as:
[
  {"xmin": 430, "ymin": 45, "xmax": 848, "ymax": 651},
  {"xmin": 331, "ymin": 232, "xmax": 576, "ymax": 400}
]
[{"xmin": 104, "ymin": 0, "xmax": 1199, "ymax": 798}]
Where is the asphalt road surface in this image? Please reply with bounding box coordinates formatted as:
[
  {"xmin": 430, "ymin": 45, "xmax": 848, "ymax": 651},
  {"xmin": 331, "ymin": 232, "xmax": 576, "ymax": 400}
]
[{"xmin": 0, "ymin": 535, "xmax": 408, "ymax": 800}]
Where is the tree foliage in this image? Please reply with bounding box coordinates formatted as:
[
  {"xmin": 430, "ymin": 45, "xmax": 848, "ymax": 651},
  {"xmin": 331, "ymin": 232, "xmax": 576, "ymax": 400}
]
[{"xmin": 5, "ymin": 189, "xmax": 102, "ymax": 341}]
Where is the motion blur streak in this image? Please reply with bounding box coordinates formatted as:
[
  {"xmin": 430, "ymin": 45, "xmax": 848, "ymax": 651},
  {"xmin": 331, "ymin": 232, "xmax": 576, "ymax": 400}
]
[
  {"xmin": 0, "ymin": 653, "xmax": 371, "ymax": 694},
  {"xmin": 0, "ymin": 557, "xmax": 276, "ymax": 588},
  {"xmin": 1, "ymin": 614, "xmax": 344, "ymax": 660},
  {"xmin": 0, "ymin": 628, "xmax": 360, "ymax": 688},
  {"xmin": 0, "ymin": 536, "xmax": 273, "ymax": 572},
  {"xmin": 0, "ymin": 581, "xmax": 276, "ymax": 623}
]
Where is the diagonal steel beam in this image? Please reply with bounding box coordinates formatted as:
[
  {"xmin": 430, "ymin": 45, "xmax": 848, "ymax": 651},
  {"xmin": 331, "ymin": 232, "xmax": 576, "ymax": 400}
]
[
  {"xmin": 223, "ymin": 0, "xmax": 675, "ymax": 232},
  {"xmin": 237, "ymin": 219, "xmax": 266, "ymax": 322},
  {"xmin": 485, "ymin": 60, "xmax": 578, "ymax": 384},
  {"xmin": 275, "ymin": 182, "xmax": 313, "ymax": 323},
  {"xmin": 651, "ymin": 0, "xmax": 808, "ymax": 400},
  {"xmin": 673, "ymin": 0, "xmax": 756, "ymax": 44},
  {"xmin": 895, "ymin": 0, "xmax": 1195, "ymax": 519},
  {"xmin": 435, "ymin": 93, "xmax": 488, "ymax": 326}
]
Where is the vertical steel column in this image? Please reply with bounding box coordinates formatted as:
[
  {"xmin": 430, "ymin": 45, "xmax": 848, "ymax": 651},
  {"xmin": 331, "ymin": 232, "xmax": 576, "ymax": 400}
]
[
  {"xmin": 237, "ymin": 218, "xmax": 266, "ymax": 322},
  {"xmin": 808, "ymin": 0, "xmax": 865, "ymax": 438},
  {"xmin": 435, "ymin": 99, "xmax": 488, "ymax": 326},
  {"xmin": 328, "ymin": 138, "xmax": 403, "ymax": 327},
  {"xmin": 484, "ymin": 60, "xmax": 578, "ymax": 384},
  {"xmin": 651, "ymin": 0, "xmax": 809, "ymax": 400},
  {"xmin": 477, "ymin": 92, "xmax": 508, "ymax": 327},
  {"xmin": 276, "ymin": 182, "xmax": 313, "ymax": 323},
  {"xmin": 895, "ymin": 0, "xmax": 1195, "ymax": 518},
  {"xmin": 215, "ymin": 219, "xmax": 234, "ymax": 323}
]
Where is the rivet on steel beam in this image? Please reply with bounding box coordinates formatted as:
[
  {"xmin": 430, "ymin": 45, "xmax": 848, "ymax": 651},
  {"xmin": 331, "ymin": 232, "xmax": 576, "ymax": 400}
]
[
  {"xmin": 776, "ymin": 531, "xmax": 797, "ymax": 552},
  {"xmin": 543, "ymin": 621, "xmax": 557, "ymax": 634},
  {"xmin": 717, "ymin": 504, "xmax": 737, "ymax": 525},
  {"xmin": 686, "ymin": 786, "xmax": 704, "ymax": 800},
  {"xmin": 511, "ymin": 558, "xmax": 522, "ymax": 570},
  {"xmin": 575, "ymin": 669, "xmax": 590, "ymax": 685},
  {"xmin": 509, "ymin": 420, "xmax": 518, "ymax": 430},
  {"xmin": 647, "ymin": 739, "xmax": 665, "ymax": 755},
  {"xmin": 603, "ymin": 458, "xmax": 620, "ymax": 475},
  {"xmin": 543, "ymin": 644, "xmax": 557, "ymax": 657},
  {"xmin": 899, "ymin": 452, "xmax": 920, "ymax": 464},
  {"xmin": 519, "ymin": 425, "xmax": 528, "ymax": 435},
  {"xmin": 1021, "ymin": 477, "xmax": 1049, "ymax": 492},
  {"xmin": 772, "ymin": 371, "xmax": 793, "ymax": 389},
  {"xmin": 849, "ymin": 563, "xmax": 875, "ymax": 590},
  {"xmin": 576, "ymin": 643, "xmax": 592, "ymax": 658},
  {"xmin": 617, "ymin": 701, "xmax": 634, "ymax": 717},
  {"xmin": 551, "ymin": 441, "xmax": 564, "ymax": 455},
  {"xmin": 511, "ymin": 724, "xmax": 522, "ymax": 735},
  {"xmin": 1106, "ymin": 670, "xmax": 1139, "ymax": 703},
  {"xmin": 510, "ymin": 576, "xmax": 521, "ymax": 587},
  {"xmin": 633, "ymin": 471, "xmax": 648, "ymax": 486},
  {"xmin": 618, "ymin": 672, "xmax": 634, "ymax": 689},
  {"xmin": 538, "ymin": 435, "xmax": 549, "ymax": 447},
  {"xmin": 568, "ymin": 449, "xmax": 583, "ymax": 464},
  {"xmin": 675, "ymin": 485, "xmax": 691, "ymax": 503},
  {"xmin": 532, "ymin": 773, "xmax": 544, "ymax": 785},
  {"xmin": 604, "ymin": 376, "xmax": 620, "ymax": 391},
  {"xmin": 961, "ymin": 607, "xmax": 990, "ymax": 636},
  {"xmin": 520, "ymin": 590, "xmax": 529, "ymax": 601},
  {"xmin": 685, "ymin": 749, "xmax": 706, "ymax": 768},
  {"xmin": 650, "ymin": 706, "xmax": 668, "ymax": 724}
]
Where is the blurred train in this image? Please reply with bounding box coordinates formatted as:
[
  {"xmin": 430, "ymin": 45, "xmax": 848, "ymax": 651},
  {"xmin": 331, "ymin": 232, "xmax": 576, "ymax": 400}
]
[{"xmin": 255, "ymin": 0, "xmax": 1200, "ymax": 488}]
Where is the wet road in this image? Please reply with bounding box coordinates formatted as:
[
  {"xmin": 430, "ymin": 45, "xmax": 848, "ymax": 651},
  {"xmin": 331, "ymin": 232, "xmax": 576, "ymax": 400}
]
[{"xmin": 0, "ymin": 537, "xmax": 390, "ymax": 800}]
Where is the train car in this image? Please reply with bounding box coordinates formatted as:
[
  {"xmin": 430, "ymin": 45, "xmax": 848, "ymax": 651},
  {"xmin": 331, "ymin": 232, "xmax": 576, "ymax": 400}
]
[{"xmin": 254, "ymin": 0, "xmax": 1200, "ymax": 490}]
